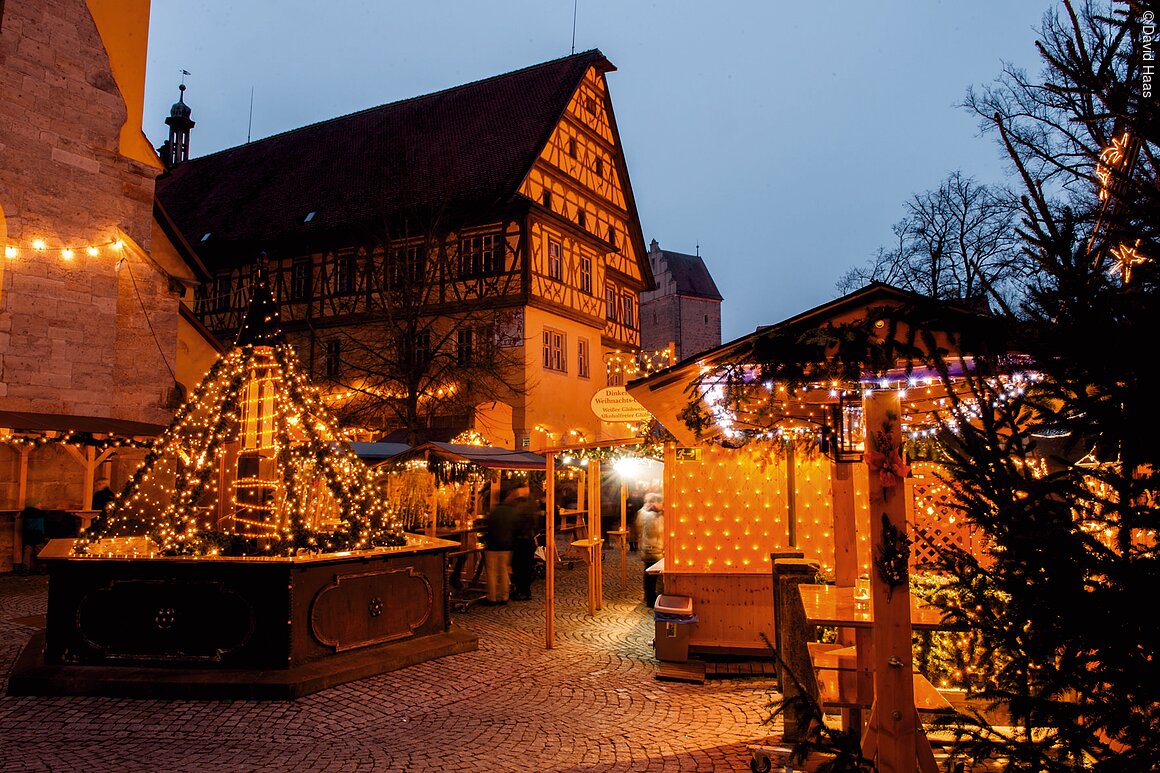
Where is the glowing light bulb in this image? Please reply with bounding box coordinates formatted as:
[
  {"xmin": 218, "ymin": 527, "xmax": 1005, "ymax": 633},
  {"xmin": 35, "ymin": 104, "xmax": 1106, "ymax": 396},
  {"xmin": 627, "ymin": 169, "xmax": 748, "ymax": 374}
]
[
  {"xmin": 4, "ymin": 246, "xmax": 16, "ymax": 259},
  {"xmin": 32, "ymin": 239, "xmax": 46, "ymax": 250},
  {"xmin": 61, "ymin": 248, "xmax": 74, "ymax": 261}
]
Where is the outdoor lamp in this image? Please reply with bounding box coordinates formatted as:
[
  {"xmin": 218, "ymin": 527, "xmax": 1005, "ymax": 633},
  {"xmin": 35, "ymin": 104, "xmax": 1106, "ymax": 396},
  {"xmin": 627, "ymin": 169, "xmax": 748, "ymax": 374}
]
[{"xmin": 822, "ymin": 393, "xmax": 865, "ymax": 462}]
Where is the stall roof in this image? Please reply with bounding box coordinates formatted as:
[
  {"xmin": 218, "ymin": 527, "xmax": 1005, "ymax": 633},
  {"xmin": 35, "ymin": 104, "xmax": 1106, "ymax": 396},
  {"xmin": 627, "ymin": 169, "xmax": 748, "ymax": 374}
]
[
  {"xmin": 406, "ymin": 442, "xmax": 546, "ymax": 470},
  {"xmin": 626, "ymin": 282, "xmax": 1013, "ymax": 445},
  {"xmin": 349, "ymin": 442, "xmax": 412, "ymax": 461},
  {"xmin": 0, "ymin": 410, "xmax": 166, "ymax": 437}
]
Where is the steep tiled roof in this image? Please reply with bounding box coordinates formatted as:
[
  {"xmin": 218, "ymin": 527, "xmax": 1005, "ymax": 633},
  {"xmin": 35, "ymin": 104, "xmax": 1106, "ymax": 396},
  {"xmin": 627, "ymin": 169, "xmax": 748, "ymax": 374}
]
[
  {"xmin": 660, "ymin": 249, "xmax": 723, "ymax": 301},
  {"xmin": 156, "ymin": 51, "xmax": 610, "ymax": 270}
]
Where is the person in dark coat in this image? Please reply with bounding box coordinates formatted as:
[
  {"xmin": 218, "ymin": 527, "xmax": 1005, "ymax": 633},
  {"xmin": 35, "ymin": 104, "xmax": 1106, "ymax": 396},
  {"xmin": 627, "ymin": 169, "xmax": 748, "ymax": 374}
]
[
  {"xmin": 91, "ymin": 478, "xmax": 116, "ymax": 513},
  {"xmin": 510, "ymin": 496, "xmax": 539, "ymax": 600},
  {"xmin": 482, "ymin": 492, "xmax": 519, "ymax": 605}
]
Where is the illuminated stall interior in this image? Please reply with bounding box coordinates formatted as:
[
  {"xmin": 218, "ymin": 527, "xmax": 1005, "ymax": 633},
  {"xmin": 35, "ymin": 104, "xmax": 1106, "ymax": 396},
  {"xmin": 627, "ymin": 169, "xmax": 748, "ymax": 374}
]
[{"xmin": 373, "ymin": 441, "xmax": 547, "ymax": 535}]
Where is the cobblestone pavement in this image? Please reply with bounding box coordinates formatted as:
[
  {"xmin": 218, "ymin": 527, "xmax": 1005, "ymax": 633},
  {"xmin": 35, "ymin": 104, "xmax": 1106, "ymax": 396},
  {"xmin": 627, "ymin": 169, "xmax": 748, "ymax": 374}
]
[{"xmin": 0, "ymin": 549, "xmax": 781, "ymax": 772}]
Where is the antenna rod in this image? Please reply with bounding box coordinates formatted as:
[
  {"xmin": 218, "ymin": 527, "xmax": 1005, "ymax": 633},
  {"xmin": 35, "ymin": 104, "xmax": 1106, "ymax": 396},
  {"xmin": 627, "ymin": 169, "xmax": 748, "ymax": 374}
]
[
  {"xmin": 571, "ymin": 0, "xmax": 578, "ymax": 54},
  {"xmin": 247, "ymin": 87, "xmax": 254, "ymax": 144}
]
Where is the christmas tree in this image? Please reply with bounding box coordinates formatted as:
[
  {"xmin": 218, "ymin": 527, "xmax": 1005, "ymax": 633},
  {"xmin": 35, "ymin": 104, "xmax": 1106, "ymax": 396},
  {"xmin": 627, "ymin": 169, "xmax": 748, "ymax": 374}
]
[{"xmin": 79, "ymin": 272, "xmax": 405, "ymax": 557}]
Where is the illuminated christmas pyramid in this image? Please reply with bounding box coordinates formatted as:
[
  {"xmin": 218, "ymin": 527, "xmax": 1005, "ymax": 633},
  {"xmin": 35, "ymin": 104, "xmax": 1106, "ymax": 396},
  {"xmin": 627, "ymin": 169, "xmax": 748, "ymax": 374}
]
[{"xmin": 82, "ymin": 273, "xmax": 404, "ymax": 557}]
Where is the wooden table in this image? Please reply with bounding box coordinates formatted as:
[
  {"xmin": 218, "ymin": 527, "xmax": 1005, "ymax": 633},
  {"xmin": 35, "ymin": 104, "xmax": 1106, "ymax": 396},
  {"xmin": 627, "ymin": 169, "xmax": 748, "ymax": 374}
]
[
  {"xmin": 798, "ymin": 584, "xmax": 954, "ymax": 736},
  {"xmin": 605, "ymin": 528, "xmax": 629, "ymax": 588},
  {"xmin": 569, "ymin": 538, "xmax": 604, "ymax": 615},
  {"xmin": 798, "ymin": 584, "xmax": 951, "ymax": 631}
]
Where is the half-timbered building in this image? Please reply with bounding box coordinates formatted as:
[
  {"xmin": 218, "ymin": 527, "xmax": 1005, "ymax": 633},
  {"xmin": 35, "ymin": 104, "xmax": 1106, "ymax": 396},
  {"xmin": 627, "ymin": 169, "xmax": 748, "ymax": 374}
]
[{"xmin": 157, "ymin": 50, "xmax": 653, "ymax": 450}]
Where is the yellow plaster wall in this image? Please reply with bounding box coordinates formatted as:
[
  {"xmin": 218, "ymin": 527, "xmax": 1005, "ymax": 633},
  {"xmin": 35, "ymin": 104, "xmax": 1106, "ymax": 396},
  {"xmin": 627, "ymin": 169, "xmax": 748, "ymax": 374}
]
[
  {"xmin": 85, "ymin": 0, "xmax": 162, "ymax": 169},
  {"xmin": 522, "ymin": 305, "xmax": 604, "ymax": 448}
]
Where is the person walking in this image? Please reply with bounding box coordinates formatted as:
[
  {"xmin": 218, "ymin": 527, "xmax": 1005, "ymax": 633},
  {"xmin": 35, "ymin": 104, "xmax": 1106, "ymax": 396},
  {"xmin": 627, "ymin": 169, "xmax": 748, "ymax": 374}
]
[
  {"xmin": 482, "ymin": 491, "xmax": 519, "ymax": 605},
  {"xmin": 636, "ymin": 492, "xmax": 664, "ymax": 607}
]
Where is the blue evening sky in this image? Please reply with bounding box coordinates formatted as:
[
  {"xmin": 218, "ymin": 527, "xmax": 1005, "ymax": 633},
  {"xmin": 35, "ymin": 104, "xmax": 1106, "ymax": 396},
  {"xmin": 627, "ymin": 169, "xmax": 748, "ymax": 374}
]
[{"xmin": 143, "ymin": 1, "xmax": 1051, "ymax": 340}]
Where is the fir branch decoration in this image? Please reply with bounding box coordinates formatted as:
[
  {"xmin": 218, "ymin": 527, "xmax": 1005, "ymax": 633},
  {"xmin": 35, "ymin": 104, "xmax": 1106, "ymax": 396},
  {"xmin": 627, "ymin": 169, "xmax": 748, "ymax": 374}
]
[{"xmin": 874, "ymin": 513, "xmax": 911, "ymax": 601}]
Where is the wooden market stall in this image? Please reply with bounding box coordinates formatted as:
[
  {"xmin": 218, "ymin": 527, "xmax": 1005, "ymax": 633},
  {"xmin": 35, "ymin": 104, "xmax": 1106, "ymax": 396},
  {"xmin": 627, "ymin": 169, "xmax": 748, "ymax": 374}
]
[
  {"xmin": 540, "ymin": 437, "xmax": 661, "ymax": 646},
  {"xmin": 372, "ymin": 442, "xmax": 548, "ymax": 610},
  {"xmin": 627, "ymin": 283, "xmax": 1013, "ymax": 771}
]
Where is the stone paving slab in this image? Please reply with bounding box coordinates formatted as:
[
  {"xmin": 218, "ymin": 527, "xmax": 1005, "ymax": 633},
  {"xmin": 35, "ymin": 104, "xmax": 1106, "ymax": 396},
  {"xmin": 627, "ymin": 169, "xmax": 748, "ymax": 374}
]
[{"xmin": 0, "ymin": 549, "xmax": 782, "ymax": 772}]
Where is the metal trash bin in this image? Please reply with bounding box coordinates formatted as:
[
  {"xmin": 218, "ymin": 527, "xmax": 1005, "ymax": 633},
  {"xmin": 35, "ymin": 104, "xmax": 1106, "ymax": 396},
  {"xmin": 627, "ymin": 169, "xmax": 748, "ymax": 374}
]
[{"xmin": 653, "ymin": 594, "xmax": 696, "ymax": 662}]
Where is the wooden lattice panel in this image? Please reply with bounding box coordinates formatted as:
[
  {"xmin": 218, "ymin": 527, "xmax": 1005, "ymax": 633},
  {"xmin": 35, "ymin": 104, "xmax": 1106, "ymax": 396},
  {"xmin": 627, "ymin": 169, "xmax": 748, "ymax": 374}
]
[{"xmin": 906, "ymin": 463, "xmax": 986, "ymax": 568}]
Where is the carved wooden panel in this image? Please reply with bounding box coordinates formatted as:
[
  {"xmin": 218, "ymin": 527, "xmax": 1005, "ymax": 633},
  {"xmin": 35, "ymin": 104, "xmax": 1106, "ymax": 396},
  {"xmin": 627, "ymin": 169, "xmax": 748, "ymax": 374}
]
[
  {"xmin": 75, "ymin": 578, "xmax": 256, "ymax": 663},
  {"xmin": 309, "ymin": 567, "xmax": 433, "ymax": 652}
]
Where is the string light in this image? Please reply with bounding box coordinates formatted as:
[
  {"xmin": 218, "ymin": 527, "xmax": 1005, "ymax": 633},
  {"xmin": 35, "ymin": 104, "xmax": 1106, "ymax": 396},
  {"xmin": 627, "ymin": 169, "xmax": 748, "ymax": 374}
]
[
  {"xmin": 2, "ymin": 237, "xmax": 126, "ymax": 262},
  {"xmin": 76, "ymin": 285, "xmax": 405, "ymax": 559}
]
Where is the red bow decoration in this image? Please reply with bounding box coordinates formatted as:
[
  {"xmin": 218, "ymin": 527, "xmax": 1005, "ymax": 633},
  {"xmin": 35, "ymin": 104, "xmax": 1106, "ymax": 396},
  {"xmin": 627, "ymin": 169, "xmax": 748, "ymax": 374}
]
[{"xmin": 867, "ymin": 430, "xmax": 910, "ymax": 489}]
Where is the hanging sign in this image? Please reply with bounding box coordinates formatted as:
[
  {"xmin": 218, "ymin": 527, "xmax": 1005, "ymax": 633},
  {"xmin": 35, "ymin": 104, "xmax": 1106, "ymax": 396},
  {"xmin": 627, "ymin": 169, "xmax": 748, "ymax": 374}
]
[{"xmin": 590, "ymin": 386, "xmax": 652, "ymax": 423}]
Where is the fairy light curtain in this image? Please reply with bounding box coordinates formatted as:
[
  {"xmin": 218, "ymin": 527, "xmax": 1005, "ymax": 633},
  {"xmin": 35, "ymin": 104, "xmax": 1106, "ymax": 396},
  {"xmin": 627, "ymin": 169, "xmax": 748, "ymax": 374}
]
[{"xmin": 79, "ymin": 274, "xmax": 404, "ymax": 557}]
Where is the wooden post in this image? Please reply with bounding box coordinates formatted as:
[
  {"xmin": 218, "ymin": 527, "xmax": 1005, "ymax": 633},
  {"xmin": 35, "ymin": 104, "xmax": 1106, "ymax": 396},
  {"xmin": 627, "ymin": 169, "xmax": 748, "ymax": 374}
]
[
  {"xmin": 16, "ymin": 446, "xmax": 30, "ymax": 510},
  {"xmin": 82, "ymin": 446, "xmax": 96, "ymax": 510},
  {"xmin": 545, "ymin": 452, "xmax": 556, "ymax": 649},
  {"xmin": 786, "ymin": 443, "xmax": 797, "ymax": 546},
  {"xmin": 14, "ymin": 447, "xmax": 31, "ymax": 567},
  {"xmin": 619, "ymin": 479, "xmax": 628, "ymax": 587},
  {"xmin": 773, "ymin": 557, "xmax": 821, "ymax": 742},
  {"xmin": 863, "ymin": 389, "xmax": 919, "ymax": 771},
  {"xmin": 832, "ymin": 458, "xmax": 862, "ymax": 730},
  {"xmin": 831, "ymin": 460, "xmax": 858, "ymax": 588},
  {"xmin": 589, "ymin": 459, "xmax": 602, "ymax": 611}
]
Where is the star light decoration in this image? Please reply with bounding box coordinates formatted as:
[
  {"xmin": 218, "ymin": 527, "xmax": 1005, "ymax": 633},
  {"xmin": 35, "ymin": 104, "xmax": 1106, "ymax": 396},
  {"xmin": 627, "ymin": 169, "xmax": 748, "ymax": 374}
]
[{"xmin": 78, "ymin": 273, "xmax": 405, "ymax": 558}]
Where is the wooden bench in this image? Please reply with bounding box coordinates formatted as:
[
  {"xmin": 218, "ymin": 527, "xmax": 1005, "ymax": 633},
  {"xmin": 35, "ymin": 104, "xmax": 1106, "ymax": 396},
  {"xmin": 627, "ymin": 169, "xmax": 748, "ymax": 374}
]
[{"xmin": 807, "ymin": 642, "xmax": 952, "ymax": 714}]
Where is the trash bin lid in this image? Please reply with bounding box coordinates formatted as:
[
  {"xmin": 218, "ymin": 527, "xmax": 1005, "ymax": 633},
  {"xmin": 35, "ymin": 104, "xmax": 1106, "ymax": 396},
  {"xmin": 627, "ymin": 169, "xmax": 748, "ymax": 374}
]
[{"xmin": 654, "ymin": 594, "xmax": 693, "ymax": 616}]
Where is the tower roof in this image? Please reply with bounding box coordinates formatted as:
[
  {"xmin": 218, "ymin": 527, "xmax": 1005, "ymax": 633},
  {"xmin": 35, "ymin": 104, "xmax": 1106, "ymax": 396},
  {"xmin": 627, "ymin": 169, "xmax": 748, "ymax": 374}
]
[
  {"xmin": 166, "ymin": 83, "xmax": 194, "ymax": 125},
  {"xmin": 656, "ymin": 248, "xmax": 723, "ymax": 301}
]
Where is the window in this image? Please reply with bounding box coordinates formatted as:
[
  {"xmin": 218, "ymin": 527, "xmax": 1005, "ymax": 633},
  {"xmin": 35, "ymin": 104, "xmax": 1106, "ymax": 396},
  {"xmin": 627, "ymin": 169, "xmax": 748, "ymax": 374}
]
[
  {"xmin": 594, "ymin": 157, "xmax": 604, "ymax": 178},
  {"xmin": 577, "ymin": 209, "xmax": 586, "ymax": 229},
  {"xmin": 579, "ymin": 256, "xmax": 592, "ymax": 294},
  {"xmin": 578, "ymin": 338, "xmax": 590, "ymax": 379},
  {"xmin": 325, "ymin": 339, "xmax": 341, "ymax": 378},
  {"xmin": 334, "ymin": 254, "xmax": 355, "ymax": 295},
  {"xmin": 460, "ymin": 234, "xmax": 502, "ymax": 277},
  {"xmin": 213, "ymin": 274, "xmax": 231, "ymax": 312},
  {"xmin": 542, "ymin": 190, "xmax": 552, "ymax": 209},
  {"xmin": 567, "ymin": 137, "xmax": 577, "ymax": 159},
  {"xmin": 607, "ymin": 368, "xmax": 623, "ymax": 387},
  {"xmin": 291, "ymin": 259, "xmax": 312, "ymax": 301},
  {"xmin": 548, "ymin": 240, "xmax": 562, "ymax": 280},
  {"xmin": 605, "ymin": 285, "xmax": 618, "ymax": 322},
  {"xmin": 622, "ymin": 293, "xmax": 635, "ymax": 329},
  {"xmin": 389, "ymin": 245, "xmax": 426, "ymax": 287},
  {"xmin": 607, "ymin": 225, "xmax": 618, "ymax": 247},
  {"xmin": 413, "ymin": 332, "xmax": 431, "ymax": 368},
  {"xmin": 457, "ymin": 329, "xmax": 474, "ymax": 366},
  {"xmin": 542, "ymin": 328, "xmax": 566, "ymax": 372},
  {"xmin": 476, "ymin": 324, "xmax": 494, "ymax": 360}
]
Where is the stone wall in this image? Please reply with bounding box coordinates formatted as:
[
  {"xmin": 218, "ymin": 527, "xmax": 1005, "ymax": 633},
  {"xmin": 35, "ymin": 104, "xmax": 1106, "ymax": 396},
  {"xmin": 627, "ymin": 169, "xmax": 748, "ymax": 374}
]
[
  {"xmin": 640, "ymin": 294, "xmax": 721, "ymax": 362},
  {"xmin": 0, "ymin": 0, "xmax": 177, "ymax": 426}
]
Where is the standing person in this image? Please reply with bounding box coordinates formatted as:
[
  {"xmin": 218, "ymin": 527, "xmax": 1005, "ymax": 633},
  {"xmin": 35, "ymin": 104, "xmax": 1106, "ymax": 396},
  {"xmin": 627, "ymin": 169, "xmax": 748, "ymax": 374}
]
[
  {"xmin": 91, "ymin": 478, "xmax": 116, "ymax": 514},
  {"xmin": 510, "ymin": 495, "xmax": 538, "ymax": 601},
  {"xmin": 625, "ymin": 483, "xmax": 646, "ymax": 551},
  {"xmin": 482, "ymin": 491, "xmax": 519, "ymax": 605},
  {"xmin": 636, "ymin": 492, "xmax": 664, "ymax": 607}
]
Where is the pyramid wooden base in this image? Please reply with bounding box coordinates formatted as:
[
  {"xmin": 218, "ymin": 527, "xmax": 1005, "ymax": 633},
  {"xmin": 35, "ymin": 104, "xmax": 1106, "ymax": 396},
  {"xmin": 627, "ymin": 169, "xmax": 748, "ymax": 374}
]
[
  {"xmin": 8, "ymin": 627, "xmax": 478, "ymax": 700},
  {"xmin": 8, "ymin": 537, "xmax": 476, "ymax": 699}
]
